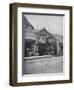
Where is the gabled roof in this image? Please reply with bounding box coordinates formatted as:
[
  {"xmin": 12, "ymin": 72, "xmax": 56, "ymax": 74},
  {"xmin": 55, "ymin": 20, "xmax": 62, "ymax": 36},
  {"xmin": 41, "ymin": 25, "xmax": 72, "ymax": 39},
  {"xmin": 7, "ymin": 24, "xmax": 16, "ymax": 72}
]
[
  {"xmin": 38, "ymin": 27, "xmax": 50, "ymax": 36},
  {"xmin": 38, "ymin": 27, "xmax": 55, "ymax": 39},
  {"xmin": 23, "ymin": 16, "xmax": 34, "ymax": 29}
]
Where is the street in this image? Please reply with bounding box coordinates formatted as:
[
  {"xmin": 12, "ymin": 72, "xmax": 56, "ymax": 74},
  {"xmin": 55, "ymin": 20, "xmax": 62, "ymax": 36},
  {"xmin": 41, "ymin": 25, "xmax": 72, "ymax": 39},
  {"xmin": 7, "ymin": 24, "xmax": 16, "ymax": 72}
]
[{"xmin": 23, "ymin": 56, "xmax": 63, "ymax": 74}]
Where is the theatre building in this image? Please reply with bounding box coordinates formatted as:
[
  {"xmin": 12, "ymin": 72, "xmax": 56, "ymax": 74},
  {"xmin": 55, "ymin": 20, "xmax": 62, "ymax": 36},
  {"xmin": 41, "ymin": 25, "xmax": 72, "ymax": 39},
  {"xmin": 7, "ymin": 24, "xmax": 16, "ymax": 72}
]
[{"xmin": 23, "ymin": 16, "xmax": 63, "ymax": 57}]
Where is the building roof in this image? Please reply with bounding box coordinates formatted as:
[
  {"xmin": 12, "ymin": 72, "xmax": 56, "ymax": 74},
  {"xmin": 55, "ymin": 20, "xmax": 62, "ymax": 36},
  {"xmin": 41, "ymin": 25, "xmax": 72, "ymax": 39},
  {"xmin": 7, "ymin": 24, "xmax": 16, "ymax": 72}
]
[
  {"xmin": 37, "ymin": 27, "xmax": 52, "ymax": 36},
  {"xmin": 53, "ymin": 34, "xmax": 63, "ymax": 43},
  {"xmin": 23, "ymin": 16, "xmax": 34, "ymax": 29}
]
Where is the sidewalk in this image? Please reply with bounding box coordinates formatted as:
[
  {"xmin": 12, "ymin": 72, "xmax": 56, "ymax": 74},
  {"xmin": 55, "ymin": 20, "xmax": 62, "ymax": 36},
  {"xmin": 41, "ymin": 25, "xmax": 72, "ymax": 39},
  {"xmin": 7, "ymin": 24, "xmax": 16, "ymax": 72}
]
[{"xmin": 24, "ymin": 55, "xmax": 53, "ymax": 60}]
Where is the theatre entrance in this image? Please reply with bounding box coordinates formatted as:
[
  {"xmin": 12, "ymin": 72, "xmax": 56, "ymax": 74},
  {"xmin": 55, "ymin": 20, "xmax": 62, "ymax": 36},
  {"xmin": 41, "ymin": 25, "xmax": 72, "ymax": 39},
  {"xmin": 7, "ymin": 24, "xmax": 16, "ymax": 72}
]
[{"xmin": 24, "ymin": 39, "xmax": 36, "ymax": 57}]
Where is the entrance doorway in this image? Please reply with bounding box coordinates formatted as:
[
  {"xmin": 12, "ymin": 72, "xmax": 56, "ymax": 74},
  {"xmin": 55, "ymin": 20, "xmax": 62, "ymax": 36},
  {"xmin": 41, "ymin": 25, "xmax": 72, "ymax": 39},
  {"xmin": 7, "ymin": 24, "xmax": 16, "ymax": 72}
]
[{"xmin": 24, "ymin": 39, "xmax": 36, "ymax": 57}]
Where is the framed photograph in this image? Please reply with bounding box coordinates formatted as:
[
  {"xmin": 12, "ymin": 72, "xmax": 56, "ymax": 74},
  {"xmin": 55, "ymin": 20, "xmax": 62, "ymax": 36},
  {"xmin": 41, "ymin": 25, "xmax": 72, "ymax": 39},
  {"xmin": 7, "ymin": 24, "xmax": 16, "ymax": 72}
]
[{"xmin": 9, "ymin": 3, "xmax": 72, "ymax": 86}]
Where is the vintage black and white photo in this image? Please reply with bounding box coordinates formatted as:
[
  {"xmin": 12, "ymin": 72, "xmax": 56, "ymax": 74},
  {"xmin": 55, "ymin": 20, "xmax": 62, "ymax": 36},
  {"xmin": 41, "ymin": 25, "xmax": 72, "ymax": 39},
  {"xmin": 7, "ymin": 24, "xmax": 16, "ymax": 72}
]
[
  {"xmin": 22, "ymin": 13, "xmax": 63, "ymax": 75},
  {"xmin": 10, "ymin": 3, "xmax": 72, "ymax": 86}
]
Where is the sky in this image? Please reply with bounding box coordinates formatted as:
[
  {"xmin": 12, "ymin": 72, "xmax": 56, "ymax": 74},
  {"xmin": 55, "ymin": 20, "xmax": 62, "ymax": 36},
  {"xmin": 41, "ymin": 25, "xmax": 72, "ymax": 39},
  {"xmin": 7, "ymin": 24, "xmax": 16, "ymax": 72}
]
[{"xmin": 24, "ymin": 14, "xmax": 63, "ymax": 36}]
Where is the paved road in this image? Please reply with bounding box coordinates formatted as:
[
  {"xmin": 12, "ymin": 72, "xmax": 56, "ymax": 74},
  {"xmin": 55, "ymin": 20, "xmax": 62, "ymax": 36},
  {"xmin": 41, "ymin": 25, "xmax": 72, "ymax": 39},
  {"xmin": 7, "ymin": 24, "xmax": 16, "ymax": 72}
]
[{"xmin": 23, "ymin": 56, "xmax": 63, "ymax": 74}]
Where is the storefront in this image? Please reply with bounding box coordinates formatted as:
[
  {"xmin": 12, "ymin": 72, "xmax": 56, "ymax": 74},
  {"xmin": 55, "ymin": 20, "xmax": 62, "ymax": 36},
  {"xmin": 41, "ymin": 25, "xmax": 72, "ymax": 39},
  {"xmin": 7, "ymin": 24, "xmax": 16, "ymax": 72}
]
[{"xmin": 24, "ymin": 39, "xmax": 36, "ymax": 57}]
